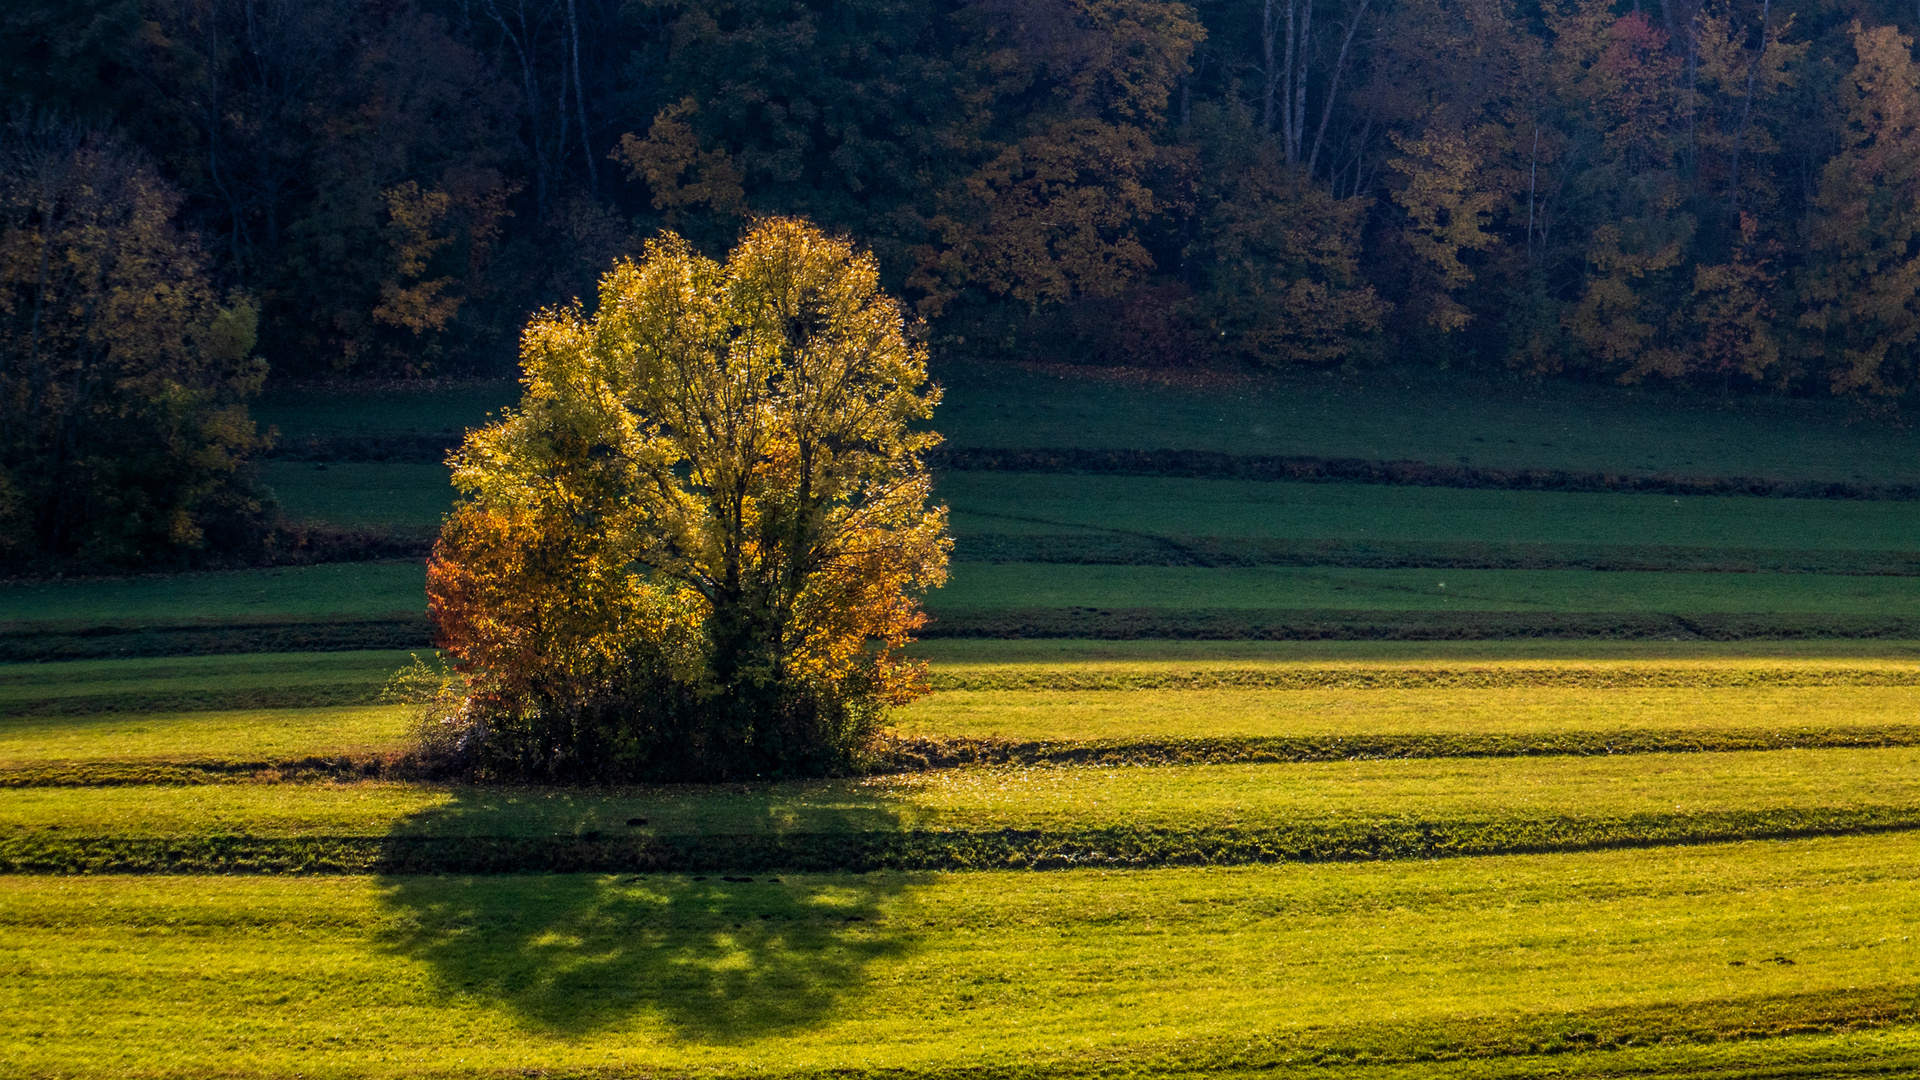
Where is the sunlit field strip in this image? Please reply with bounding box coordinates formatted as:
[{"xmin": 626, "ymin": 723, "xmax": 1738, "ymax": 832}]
[
  {"xmin": 0, "ymin": 706, "xmax": 410, "ymax": 767},
  {"xmin": 0, "ymin": 650, "xmax": 421, "ymax": 702},
  {"xmin": 6, "ymin": 686, "xmax": 1919, "ymax": 770},
  {"xmin": 0, "ymin": 747, "xmax": 1913, "ymax": 838},
  {"xmin": 893, "ymin": 685, "xmax": 1920, "ymax": 741},
  {"xmin": 0, "ymin": 836, "xmax": 1915, "ymax": 1078}
]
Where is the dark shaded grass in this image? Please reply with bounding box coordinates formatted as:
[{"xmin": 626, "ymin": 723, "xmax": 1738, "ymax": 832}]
[
  {"xmin": 9, "ymin": 726, "xmax": 1918, "ymax": 787},
  {"xmin": 959, "ymin": 534, "xmax": 1920, "ymax": 575},
  {"xmin": 7, "ymin": 805, "xmax": 1920, "ymax": 873},
  {"xmin": 922, "ymin": 609, "xmax": 1920, "ymax": 640},
  {"xmin": 0, "ymin": 616, "xmax": 431, "ymax": 662},
  {"xmin": 936, "ymin": 447, "xmax": 1920, "ymax": 500}
]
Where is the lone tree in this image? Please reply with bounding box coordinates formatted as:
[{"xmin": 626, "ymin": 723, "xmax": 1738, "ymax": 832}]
[{"xmin": 428, "ymin": 218, "xmax": 949, "ymax": 781}]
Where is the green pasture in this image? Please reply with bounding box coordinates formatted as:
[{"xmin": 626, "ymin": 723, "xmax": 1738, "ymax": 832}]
[
  {"xmin": 3, "ymin": 746, "xmax": 1914, "ymax": 837},
  {"xmin": 1, "ymin": 836, "xmax": 1915, "ymax": 1077},
  {"xmin": 895, "ymin": 684, "xmax": 1920, "ymax": 741},
  {"xmin": 0, "ymin": 563, "xmax": 427, "ymax": 625},
  {"xmin": 258, "ymin": 460, "xmax": 1920, "ymax": 555},
  {"xmin": 253, "ymin": 381, "xmax": 514, "ymax": 441},
  {"xmin": 17, "ymin": 560, "xmax": 1920, "ymax": 635},
  {"xmin": 941, "ymin": 471, "xmax": 1920, "ymax": 549},
  {"xmin": 10, "ymin": 648, "xmax": 1920, "ymax": 763},
  {"xmin": 932, "ymin": 363, "xmax": 1920, "ymax": 483},
  {"xmin": 0, "ymin": 650, "xmax": 415, "ymax": 707},
  {"xmin": 908, "ymin": 636, "xmax": 1920, "ymax": 662},
  {"xmin": 0, "ymin": 706, "xmax": 409, "ymax": 766},
  {"xmin": 249, "ymin": 365, "xmax": 1920, "ymax": 486},
  {"xmin": 261, "ymin": 462, "xmax": 451, "ymax": 530},
  {"xmin": 933, "ymin": 563, "xmax": 1920, "ymax": 614}
]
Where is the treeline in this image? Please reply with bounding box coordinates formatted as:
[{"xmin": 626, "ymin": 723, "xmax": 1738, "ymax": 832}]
[{"xmin": 7, "ymin": 0, "xmax": 1920, "ymax": 565}]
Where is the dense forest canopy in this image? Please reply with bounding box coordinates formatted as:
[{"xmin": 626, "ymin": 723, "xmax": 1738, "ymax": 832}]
[{"xmin": 7, "ymin": 0, "xmax": 1920, "ymax": 397}]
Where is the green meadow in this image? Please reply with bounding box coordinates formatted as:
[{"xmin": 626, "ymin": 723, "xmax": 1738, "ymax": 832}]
[{"xmin": 11, "ymin": 368, "xmax": 1920, "ymax": 1077}]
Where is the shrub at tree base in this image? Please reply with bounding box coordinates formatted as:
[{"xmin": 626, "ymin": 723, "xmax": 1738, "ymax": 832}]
[{"xmin": 427, "ymin": 218, "xmax": 950, "ymax": 782}]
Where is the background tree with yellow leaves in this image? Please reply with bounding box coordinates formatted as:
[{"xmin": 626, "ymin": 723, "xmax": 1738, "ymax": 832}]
[
  {"xmin": 0, "ymin": 120, "xmax": 267, "ymax": 569},
  {"xmin": 428, "ymin": 218, "xmax": 949, "ymax": 781}
]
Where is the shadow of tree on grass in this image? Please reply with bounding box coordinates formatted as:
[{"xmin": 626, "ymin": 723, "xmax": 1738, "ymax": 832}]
[{"xmin": 374, "ymin": 787, "xmax": 921, "ymax": 1041}]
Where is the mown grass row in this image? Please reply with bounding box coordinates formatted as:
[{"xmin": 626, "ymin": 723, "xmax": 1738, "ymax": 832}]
[
  {"xmin": 2, "ymin": 834, "xmax": 1916, "ymax": 1077},
  {"xmin": 8, "ymin": 807, "xmax": 1920, "ymax": 874},
  {"xmin": 923, "ymin": 608, "xmax": 1920, "ymax": 640},
  {"xmin": 8, "ymin": 727, "xmax": 1919, "ymax": 787},
  {"xmin": 8, "ymin": 747, "xmax": 1915, "ymax": 835}
]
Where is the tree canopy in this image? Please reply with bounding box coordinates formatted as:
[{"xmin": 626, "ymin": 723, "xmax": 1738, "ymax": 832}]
[
  {"xmin": 427, "ymin": 217, "xmax": 948, "ymax": 781},
  {"xmin": 14, "ymin": 0, "xmax": 1920, "ymax": 399}
]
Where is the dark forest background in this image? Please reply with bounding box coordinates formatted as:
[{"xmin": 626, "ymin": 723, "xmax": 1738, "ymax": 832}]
[{"xmin": 9, "ymin": 0, "xmax": 1920, "ymax": 566}]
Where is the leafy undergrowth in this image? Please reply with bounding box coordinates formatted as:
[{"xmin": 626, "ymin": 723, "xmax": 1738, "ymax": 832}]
[{"xmin": 0, "ymin": 836, "xmax": 1916, "ymax": 1076}]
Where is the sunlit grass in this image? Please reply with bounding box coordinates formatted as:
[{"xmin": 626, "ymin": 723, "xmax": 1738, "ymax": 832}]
[
  {"xmin": 0, "ymin": 705, "xmax": 411, "ymax": 766},
  {"xmin": 2, "ymin": 746, "xmax": 1914, "ymax": 838},
  {"xmin": 894, "ymin": 684, "xmax": 1920, "ymax": 740},
  {"xmin": 0, "ymin": 650, "xmax": 421, "ymax": 705},
  {"xmin": 0, "ymin": 835, "xmax": 1915, "ymax": 1077}
]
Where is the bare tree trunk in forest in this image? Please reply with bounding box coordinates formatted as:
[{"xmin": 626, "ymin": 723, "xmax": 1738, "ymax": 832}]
[
  {"xmin": 566, "ymin": 0, "xmax": 598, "ymax": 195},
  {"xmin": 486, "ymin": 0, "xmax": 551, "ymax": 216},
  {"xmin": 1527, "ymin": 121, "xmax": 1540, "ymax": 263},
  {"xmin": 1307, "ymin": 0, "xmax": 1367, "ymax": 179},
  {"xmin": 1729, "ymin": 0, "xmax": 1771, "ymax": 212},
  {"xmin": 1262, "ymin": 0, "xmax": 1282, "ymax": 134},
  {"xmin": 1291, "ymin": 0, "xmax": 1311, "ymax": 164}
]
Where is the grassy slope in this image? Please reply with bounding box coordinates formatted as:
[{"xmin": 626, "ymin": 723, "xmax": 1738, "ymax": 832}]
[
  {"xmin": 0, "ymin": 650, "xmax": 418, "ymax": 706},
  {"xmin": 1, "ymin": 837, "xmax": 1915, "ymax": 1077},
  {"xmin": 249, "ymin": 368, "xmax": 1920, "ymax": 487},
  {"xmin": 0, "ymin": 706, "xmax": 409, "ymax": 765},
  {"xmin": 4, "ymin": 746, "xmax": 1916, "ymax": 836},
  {"xmin": 257, "ymin": 461, "xmax": 1920, "ymax": 551},
  {"xmin": 262, "ymin": 462, "xmax": 450, "ymax": 530},
  {"xmin": 930, "ymin": 563, "xmax": 1920, "ymax": 613},
  {"xmin": 0, "ymin": 563, "xmax": 427, "ymax": 624},
  {"xmin": 17, "ymin": 560, "xmax": 1920, "ymax": 633},
  {"xmin": 252, "ymin": 381, "xmax": 514, "ymax": 439},
  {"xmin": 940, "ymin": 472, "xmax": 1920, "ymax": 549},
  {"xmin": 932, "ymin": 363, "xmax": 1920, "ymax": 483},
  {"xmin": 895, "ymin": 685, "xmax": 1920, "ymax": 740}
]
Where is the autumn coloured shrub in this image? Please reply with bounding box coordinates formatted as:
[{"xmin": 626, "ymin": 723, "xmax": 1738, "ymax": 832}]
[{"xmin": 427, "ymin": 218, "xmax": 950, "ymax": 782}]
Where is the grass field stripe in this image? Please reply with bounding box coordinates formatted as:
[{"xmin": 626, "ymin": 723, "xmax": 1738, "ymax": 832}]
[
  {"xmin": 8, "ymin": 726, "xmax": 1919, "ymax": 787},
  {"xmin": 8, "ymin": 808, "xmax": 1920, "ymax": 873}
]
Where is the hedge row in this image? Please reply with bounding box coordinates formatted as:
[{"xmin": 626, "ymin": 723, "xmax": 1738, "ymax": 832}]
[
  {"xmin": 954, "ymin": 534, "xmax": 1920, "ymax": 575},
  {"xmin": 5, "ymin": 807, "xmax": 1918, "ymax": 874},
  {"xmin": 935, "ymin": 447, "xmax": 1920, "ymax": 500},
  {"xmin": 920, "ymin": 609, "xmax": 1920, "ymax": 640}
]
